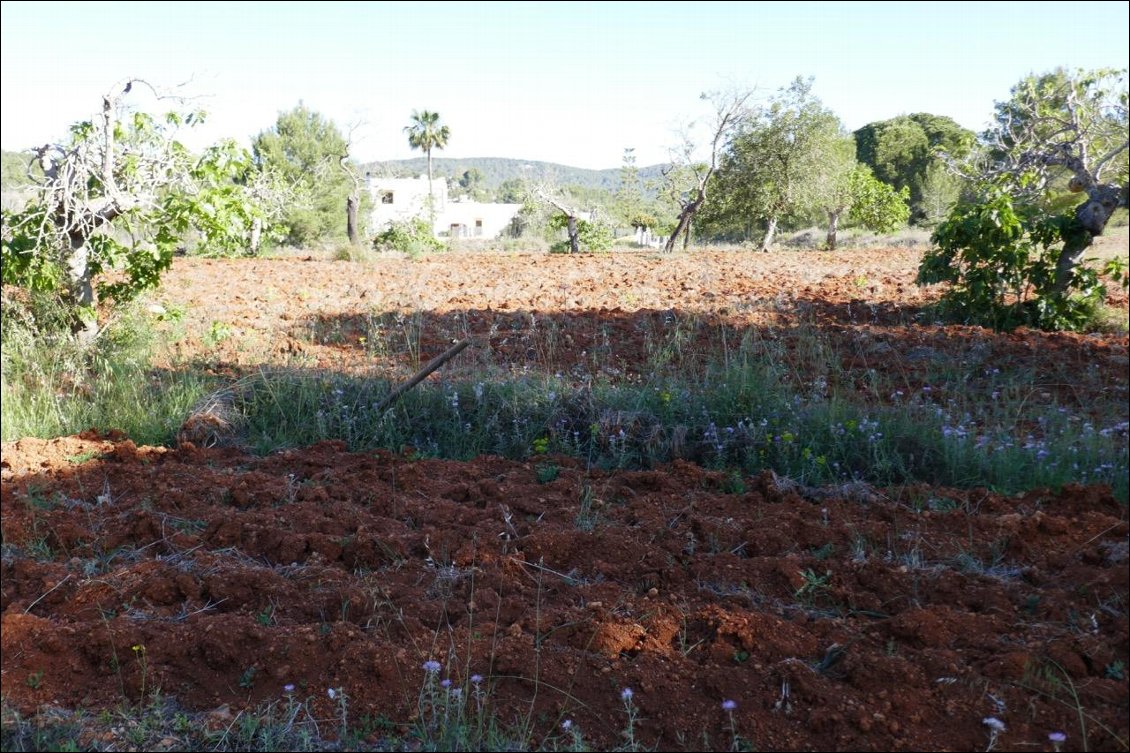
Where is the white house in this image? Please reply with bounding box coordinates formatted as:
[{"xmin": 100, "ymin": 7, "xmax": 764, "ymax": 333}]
[{"xmin": 366, "ymin": 174, "xmax": 523, "ymax": 240}]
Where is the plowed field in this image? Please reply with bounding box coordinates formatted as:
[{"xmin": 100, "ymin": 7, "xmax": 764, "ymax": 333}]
[{"xmin": 3, "ymin": 245, "xmax": 1128, "ymax": 751}]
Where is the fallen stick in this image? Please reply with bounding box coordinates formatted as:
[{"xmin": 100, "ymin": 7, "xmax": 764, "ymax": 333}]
[{"xmin": 374, "ymin": 339, "xmax": 471, "ymax": 414}]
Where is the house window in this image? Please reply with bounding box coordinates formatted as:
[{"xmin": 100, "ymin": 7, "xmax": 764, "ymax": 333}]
[
  {"xmin": 380, "ymin": 191, "xmax": 394, "ymax": 205},
  {"xmin": 474, "ymin": 219, "xmax": 483, "ymax": 237}
]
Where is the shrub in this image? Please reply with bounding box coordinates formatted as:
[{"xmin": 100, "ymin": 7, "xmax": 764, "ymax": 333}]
[
  {"xmin": 917, "ymin": 190, "xmax": 1124, "ymax": 331},
  {"xmin": 548, "ymin": 216, "xmax": 614, "ymax": 253},
  {"xmin": 372, "ymin": 217, "xmax": 445, "ymax": 257}
]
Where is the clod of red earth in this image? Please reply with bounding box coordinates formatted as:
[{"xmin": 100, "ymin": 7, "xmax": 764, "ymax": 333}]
[{"xmin": 2, "ymin": 432, "xmax": 1128, "ymax": 751}]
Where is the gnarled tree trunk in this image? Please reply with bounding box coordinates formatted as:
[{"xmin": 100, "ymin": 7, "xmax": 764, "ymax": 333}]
[
  {"xmin": 248, "ymin": 217, "xmax": 263, "ymax": 256},
  {"xmin": 825, "ymin": 209, "xmax": 842, "ymax": 251},
  {"xmin": 1052, "ymin": 182, "xmax": 1122, "ymax": 295},
  {"xmin": 760, "ymin": 216, "xmax": 779, "ymax": 252},
  {"xmin": 664, "ymin": 193, "xmax": 703, "ymax": 254},
  {"xmin": 346, "ymin": 193, "xmax": 359, "ymax": 247},
  {"xmin": 340, "ymin": 148, "xmax": 363, "ymax": 247}
]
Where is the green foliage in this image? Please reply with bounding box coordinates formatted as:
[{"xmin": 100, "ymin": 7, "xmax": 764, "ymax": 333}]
[
  {"xmin": 845, "ymin": 166, "xmax": 910, "ymax": 234},
  {"xmin": 373, "ymin": 217, "xmax": 445, "ymax": 257},
  {"xmin": 0, "ymin": 293, "xmax": 214, "ymax": 444},
  {"xmin": 454, "ymin": 167, "xmax": 489, "ymax": 200},
  {"xmin": 702, "ymin": 77, "xmax": 844, "ymax": 243},
  {"xmin": 917, "ymin": 160, "xmax": 964, "ymax": 228},
  {"xmin": 497, "ymin": 178, "xmax": 526, "ymax": 204},
  {"xmin": 985, "ymin": 67, "xmax": 1128, "ymax": 211},
  {"xmin": 919, "ymin": 68, "xmax": 1129, "ymax": 332},
  {"xmin": 404, "ymin": 110, "xmax": 451, "ymax": 189},
  {"xmin": 252, "ymin": 103, "xmax": 352, "ymax": 247},
  {"xmin": 614, "ymin": 148, "xmax": 647, "ymax": 229},
  {"xmin": 548, "ymin": 214, "xmax": 614, "ymax": 252},
  {"xmin": 1, "ymin": 149, "xmax": 42, "ymax": 189},
  {"xmin": 853, "ymin": 113, "xmax": 975, "ymax": 223},
  {"xmin": 918, "ymin": 190, "xmax": 1109, "ymax": 330},
  {"xmin": 2, "ymin": 103, "xmax": 258, "ymax": 323},
  {"xmin": 813, "ymin": 138, "xmax": 908, "ymax": 247}
]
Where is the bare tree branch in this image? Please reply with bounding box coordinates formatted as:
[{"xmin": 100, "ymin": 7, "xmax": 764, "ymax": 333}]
[{"xmin": 662, "ymin": 88, "xmax": 756, "ymax": 253}]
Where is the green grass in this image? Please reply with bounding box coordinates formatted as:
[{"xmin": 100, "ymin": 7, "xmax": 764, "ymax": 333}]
[
  {"xmin": 1, "ymin": 295, "xmax": 216, "ymax": 446},
  {"xmin": 3, "ymin": 292, "xmax": 1126, "ymax": 502},
  {"xmin": 0, "ymin": 667, "xmax": 667, "ymax": 752},
  {"xmin": 233, "ymin": 345, "xmax": 1127, "ymax": 502}
]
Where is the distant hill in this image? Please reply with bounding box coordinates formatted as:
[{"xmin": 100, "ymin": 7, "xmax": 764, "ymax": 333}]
[
  {"xmin": 2, "ymin": 149, "xmax": 40, "ymax": 190},
  {"xmin": 360, "ymin": 157, "xmax": 669, "ymax": 193}
]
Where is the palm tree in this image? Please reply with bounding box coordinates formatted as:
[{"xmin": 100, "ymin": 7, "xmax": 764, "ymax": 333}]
[{"xmin": 404, "ymin": 110, "xmax": 451, "ymax": 200}]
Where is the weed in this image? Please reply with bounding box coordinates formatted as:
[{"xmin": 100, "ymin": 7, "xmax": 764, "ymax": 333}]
[
  {"xmin": 238, "ymin": 666, "xmax": 258, "ymax": 690},
  {"xmin": 795, "ymin": 568, "xmax": 832, "ymax": 603},
  {"xmin": 810, "ymin": 542, "xmax": 836, "ymax": 561},
  {"xmin": 617, "ymin": 687, "xmax": 642, "ymax": 752},
  {"xmin": 721, "ymin": 470, "xmax": 747, "ymax": 494},
  {"xmin": 575, "ymin": 483, "xmax": 600, "ymax": 532},
  {"xmin": 536, "ymin": 462, "xmax": 560, "ymax": 484},
  {"xmin": 204, "ymin": 320, "xmax": 234, "ymax": 347},
  {"xmin": 131, "ymin": 644, "xmax": 149, "ymax": 700},
  {"xmin": 256, "ymin": 602, "xmax": 277, "ymax": 627}
]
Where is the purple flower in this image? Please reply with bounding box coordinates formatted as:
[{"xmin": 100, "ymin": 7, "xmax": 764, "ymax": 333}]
[
  {"xmin": 620, "ymin": 687, "xmax": 633, "ymax": 701},
  {"xmin": 422, "ymin": 660, "xmax": 442, "ymax": 674},
  {"xmin": 1048, "ymin": 732, "xmax": 1067, "ymax": 743},
  {"xmin": 283, "ymin": 684, "xmax": 295, "ymax": 695},
  {"xmin": 562, "ymin": 719, "xmax": 573, "ymax": 731},
  {"xmin": 327, "ymin": 687, "xmax": 336, "ymax": 700},
  {"xmin": 982, "ymin": 716, "xmax": 1006, "ymax": 732},
  {"xmin": 722, "ymin": 699, "xmax": 737, "ymax": 711},
  {"xmin": 470, "ymin": 674, "xmax": 483, "ymax": 685},
  {"xmin": 450, "ymin": 687, "xmax": 462, "ymax": 699},
  {"xmin": 441, "ymin": 678, "xmax": 452, "ymax": 689}
]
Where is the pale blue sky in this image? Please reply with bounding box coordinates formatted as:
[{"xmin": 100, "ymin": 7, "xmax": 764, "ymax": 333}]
[{"xmin": 2, "ymin": 1, "xmax": 1127, "ymax": 169}]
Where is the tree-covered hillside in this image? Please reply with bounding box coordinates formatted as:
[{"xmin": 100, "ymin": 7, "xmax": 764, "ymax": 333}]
[{"xmin": 362, "ymin": 156, "xmax": 668, "ymax": 194}]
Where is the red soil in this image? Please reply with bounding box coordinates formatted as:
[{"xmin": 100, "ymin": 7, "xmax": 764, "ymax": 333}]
[{"xmin": 3, "ymin": 247, "xmax": 1128, "ymax": 751}]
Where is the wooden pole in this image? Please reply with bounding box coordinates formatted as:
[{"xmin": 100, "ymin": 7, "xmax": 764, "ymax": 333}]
[{"xmin": 374, "ymin": 339, "xmax": 470, "ymax": 414}]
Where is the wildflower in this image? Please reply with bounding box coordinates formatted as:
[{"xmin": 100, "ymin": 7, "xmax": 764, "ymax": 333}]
[
  {"xmin": 441, "ymin": 678, "xmax": 452, "ymax": 689},
  {"xmin": 722, "ymin": 699, "xmax": 737, "ymax": 711},
  {"xmin": 470, "ymin": 674, "xmax": 483, "ymax": 685},
  {"xmin": 328, "ymin": 687, "xmax": 336, "ymax": 700},
  {"xmin": 423, "ymin": 660, "xmax": 442, "ymax": 674},
  {"xmin": 283, "ymin": 684, "xmax": 295, "ymax": 695},
  {"xmin": 450, "ymin": 687, "xmax": 462, "ymax": 699},
  {"xmin": 562, "ymin": 719, "xmax": 573, "ymax": 731},
  {"xmin": 982, "ymin": 716, "xmax": 1006, "ymax": 751},
  {"xmin": 620, "ymin": 687, "xmax": 633, "ymax": 701},
  {"xmin": 1049, "ymin": 731, "xmax": 1066, "ymax": 751}
]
